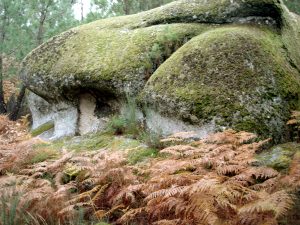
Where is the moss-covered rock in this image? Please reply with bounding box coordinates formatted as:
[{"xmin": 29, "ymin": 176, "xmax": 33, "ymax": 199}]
[
  {"xmin": 22, "ymin": 23, "xmax": 209, "ymax": 101},
  {"xmin": 282, "ymin": 6, "xmax": 300, "ymax": 72},
  {"xmin": 21, "ymin": 0, "xmax": 300, "ymax": 140},
  {"xmin": 21, "ymin": 0, "xmax": 285, "ymax": 101},
  {"xmin": 256, "ymin": 142, "xmax": 300, "ymax": 171},
  {"xmin": 142, "ymin": 25, "xmax": 300, "ymax": 141}
]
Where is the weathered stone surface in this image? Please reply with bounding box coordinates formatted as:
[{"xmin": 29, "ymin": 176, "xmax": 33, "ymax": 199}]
[
  {"xmin": 256, "ymin": 142, "xmax": 300, "ymax": 171},
  {"xmin": 142, "ymin": 26, "xmax": 300, "ymax": 140},
  {"xmin": 28, "ymin": 92, "xmax": 78, "ymax": 139},
  {"xmin": 21, "ymin": 0, "xmax": 300, "ymax": 140}
]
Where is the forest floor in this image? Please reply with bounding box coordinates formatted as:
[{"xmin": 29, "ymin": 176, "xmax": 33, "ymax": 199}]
[{"xmin": 0, "ymin": 115, "xmax": 300, "ymax": 225}]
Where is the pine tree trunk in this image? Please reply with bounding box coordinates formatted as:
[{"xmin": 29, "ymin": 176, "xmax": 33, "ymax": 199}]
[
  {"xmin": 0, "ymin": 55, "xmax": 7, "ymax": 114},
  {"xmin": 123, "ymin": 0, "xmax": 130, "ymax": 15},
  {"xmin": 81, "ymin": 0, "xmax": 84, "ymax": 22},
  {"xmin": 8, "ymin": 85, "xmax": 26, "ymax": 121},
  {"xmin": 36, "ymin": 20, "xmax": 44, "ymax": 45}
]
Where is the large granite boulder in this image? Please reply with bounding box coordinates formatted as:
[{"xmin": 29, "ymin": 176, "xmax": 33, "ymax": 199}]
[{"xmin": 21, "ymin": 0, "xmax": 300, "ymax": 141}]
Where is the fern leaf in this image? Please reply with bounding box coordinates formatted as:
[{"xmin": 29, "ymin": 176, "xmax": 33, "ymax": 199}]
[
  {"xmin": 152, "ymin": 219, "xmax": 181, "ymax": 225},
  {"xmin": 239, "ymin": 190, "xmax": 294, "ymax": 218},
  {"xmin": 68, "ymin": 185, "xmax": 102, "ymax": 204},
  {"xmin": 117, "ymin": 207, "xmax": 146, "ymax": 224},
  {"xmin": 145, "ymin": 186, "xmax": 187, "ymax": 201},
  {"xmin": 94, "ymin": 204, "xmax": 124, "ymax": 220},
  {"xmin": 217, "ymin": 165, "xmax": 243, "ymax": 176},
  {"xmin": 188, "ymin": 178, "xmax": 220, "ymax": 195},
  {"xmin": 92, "ymin": 183, "xmax": 110, "ymax": 202},
  {"xmin": 94, "ymin": 209, "xmax": 107, "ymax": 220}
]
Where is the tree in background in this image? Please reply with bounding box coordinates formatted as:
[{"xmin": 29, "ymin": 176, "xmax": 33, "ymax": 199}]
[
  {"xmin": 86, "ymin": 0, "xmax": 175, "ymax": 22},
  {"xmin": 24, "ymin": 0, "xmax": 77, "ymax": 49},
  {"xmin": 89, "ymin": 0, "xmax": 299, "ymax": 18},
  {"xmin": 136, "ymin": 0, "xmax": 175, "ymax": 12},
  {"xmin": 8, "ymin": 0, "xmax": 77, "ymax": 120},
  {"xmin": 0, "ymin": 0, "xmax": 27, "ymax": 114},
  {"xmin": 0, "ymin": 0, "xmax": 77, "ymax": 117},
  {"xmin": 85, "ymin": 0, "xmax": 112, "ymax": 22},
  {"xmin": 284, "ymin": 0, "xmax": 300, "ymax": 14}
]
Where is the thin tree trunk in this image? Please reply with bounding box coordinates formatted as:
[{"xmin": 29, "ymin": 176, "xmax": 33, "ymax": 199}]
[
  {"xmin": 37, "ymin": 14, "xmax": 46, "ymax": 45},
  {"xmin": 123, "ymin": 0, "xmax": 130, "ymax": 15},
  {"xmin": 0, "ymin": 2, "xmax": 7, "ymax": 114},
  {"xmin": 0, "ymin": 55, "xmax": 7, "ymax": 114},
  {"xmin": 37, "ymin": 0, "xmax": 52, "ymax": 45},
  {"xmin": 81, "ymin": 0, "xmax": 84, "ymax": 22},
  {"xmin": 8, "ymin": 85, "xmax": 25, "ymax": 121}
]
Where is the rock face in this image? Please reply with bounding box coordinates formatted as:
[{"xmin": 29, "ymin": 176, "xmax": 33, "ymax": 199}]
[
  {"xmin": 21, "ymin": 0, "xmax": 300, "ymax": 140},
  {"xmin": 256, "ymin": 142, "xmax": 300, "ymax": 171}
]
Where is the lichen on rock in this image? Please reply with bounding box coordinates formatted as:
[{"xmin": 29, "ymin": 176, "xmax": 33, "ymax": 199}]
[
  {"xmin": 22, "ymin": 23, "xmax": 209, "ymax": 101},
  {"xmin": 256, "ymin": 142, "xmax": 300, "ymax": 171},
  {"xmin": 142, "ymin": 25, "xmax": 300, "ymax": 141},
  {"xmin": 21, "ymin": 0, "xmax": 300, "ymax": 140}
]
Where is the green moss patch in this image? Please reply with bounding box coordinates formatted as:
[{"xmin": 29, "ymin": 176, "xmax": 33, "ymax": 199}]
[
  {"xmin": 32, "ymin": 131, "xmax": 161, "ymax": 165},
  {"xmin": 127, "ymin": 147, "xmax": 159, "ymax": 165},
  {"xmin": 31, "ymin": 121, "xmax": 54, "ymax": 137},
  {"xmin": 256, "ymin": 142, "xmax": 300, "ymax": 171},
  {"xmin": 26, "ymin": 148, "xmax": 59, "ymax": 164},
  {"xmin": 33, "ymin": 132, "xmax": 144, "ymax": 153}
]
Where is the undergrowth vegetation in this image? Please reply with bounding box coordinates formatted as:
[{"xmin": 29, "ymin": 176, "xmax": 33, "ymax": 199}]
[
  {"xmin": 127, "ymin": 147, "xmax": 159, "ymax": 165},
  {"xmin": 27, "ymin": 148, "xmax": 58, "ymax": 164},
  {"xmin": 105, "ymin": 96, "xmax": 163, "ymax": 150},
  {"xmin": 106, "ymin": 97, "xmax": 141, "ymax": 137},
  {"xmin": 0, "ymin": 113, "xmax": 300, "ymax": 225}
]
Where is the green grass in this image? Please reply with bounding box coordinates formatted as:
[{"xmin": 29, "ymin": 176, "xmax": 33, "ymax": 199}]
[
  {"xmin": 32, "ymin": 100, "xmax": 163, "ymax": 165},
  {"xmin": 105, "ymin": 116, "xmax": 127, "ymax": 135},
  {"xmin": 32, "ymin": 133, "xmax": 111, "ymax": 153},
  {"xmin": 33, "ymin": 132, "xmax": 143, "ymax": 153},
  {"xmin": 28, "ymin": 148, "xmax": 59, "ymax": 164},
  {"xmin": 127, "ymin": 147, "xmax": 159, "ymax": 165},
  {"xmin": 139, "ymin": 130, "xmax": 163, "ymax": 150},
  {"xmin": 32, "ymin": 131, "xmax": 161, "ymax": 165},
  {"xmin": 0, "ymin": 189, "xmax": 34, "ymax": 225}
]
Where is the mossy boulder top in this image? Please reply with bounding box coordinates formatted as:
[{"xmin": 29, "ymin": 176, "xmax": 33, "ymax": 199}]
[{"xmin": 21, "ymin": 0, "xmax": 300, "ymax": 140}]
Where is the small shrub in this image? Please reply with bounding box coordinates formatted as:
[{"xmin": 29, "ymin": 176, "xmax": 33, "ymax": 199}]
[
  {"xmin": 122, "ymin": 96, "xmax": 142, "ymax": 137},
  {"xmin": 106, "ymin": 116, "xmax": 127, "ymax": 135},
  {"xmin": 148, "ymin": 43, "xmax": 163, "ymax": 66},
  {"xmin": 146, "ymin": 27, "xmax": 181, "ymax": 72},
  {"xmin": 139, "ymin": 130, "xmax": 163, "ymax": 150},
  {"xmin": 106, "ymin": 96, "xmax": 142, "ymax": 137}
]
